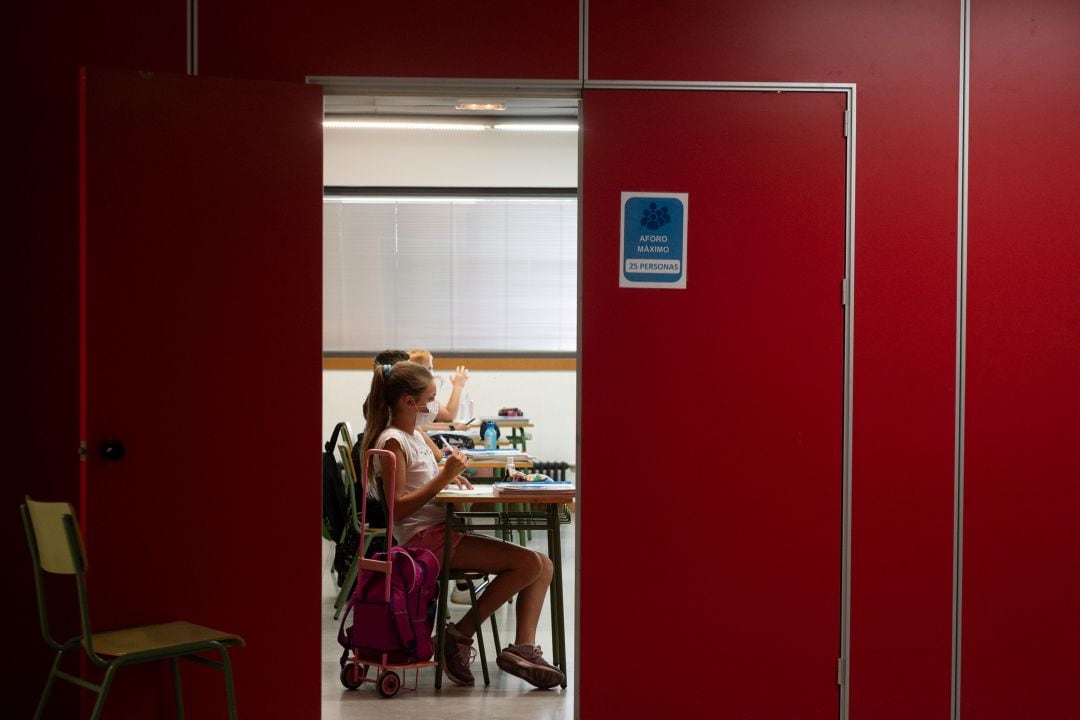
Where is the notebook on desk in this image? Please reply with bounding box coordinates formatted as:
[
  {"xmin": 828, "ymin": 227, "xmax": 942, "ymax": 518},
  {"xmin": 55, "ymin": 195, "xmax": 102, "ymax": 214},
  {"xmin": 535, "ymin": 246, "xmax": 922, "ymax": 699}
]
[
  {"xmin": 462, "ymin": 449, "xmax": 532, "ymax": 462},
  {"xmin": 493, "ymin": 481, "xmax": 575, "ymax": 493}
]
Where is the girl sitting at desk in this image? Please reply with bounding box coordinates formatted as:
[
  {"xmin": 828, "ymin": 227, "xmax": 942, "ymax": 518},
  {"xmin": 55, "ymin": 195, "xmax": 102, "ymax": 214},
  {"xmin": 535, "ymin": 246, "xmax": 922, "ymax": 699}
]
[{"xmin": 359, "ymin": 360, "xmax": 565, "ymax": 690}]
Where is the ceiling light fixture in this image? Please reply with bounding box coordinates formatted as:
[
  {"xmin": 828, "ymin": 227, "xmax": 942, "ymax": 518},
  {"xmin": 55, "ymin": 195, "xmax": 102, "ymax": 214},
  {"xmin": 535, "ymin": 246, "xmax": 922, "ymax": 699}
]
[
  {"xmin": 322, "ymin": 119, "xmax": 486, "ymax": 131},
  {"xmin": 454, "ymin": 102, "xmax": 507, "ymax": 111},
  {"xmin": 322, "ymin": 119, "xmax": 579, "ymax": 133},
  {"xmin": 493, "ymin": 122, "xmax": 579, "ymax": 133}
]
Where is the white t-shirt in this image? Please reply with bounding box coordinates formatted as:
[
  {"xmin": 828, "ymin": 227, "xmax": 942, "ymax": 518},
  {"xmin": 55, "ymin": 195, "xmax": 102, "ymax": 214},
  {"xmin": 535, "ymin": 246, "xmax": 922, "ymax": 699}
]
[{"xmin": 373, "ymin": 427, "xmax": 443, "ymax": 544}]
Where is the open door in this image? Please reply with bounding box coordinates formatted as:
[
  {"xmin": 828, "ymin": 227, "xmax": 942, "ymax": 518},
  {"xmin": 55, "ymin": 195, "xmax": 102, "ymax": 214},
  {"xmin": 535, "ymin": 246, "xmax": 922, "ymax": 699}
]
[
  {"xmin": 79, "ymin": 69, "xmax": 322, "ymax": 717},
  {"xmin": 580, "ymin": 88, "xmax": 847, "ymax": 718}
]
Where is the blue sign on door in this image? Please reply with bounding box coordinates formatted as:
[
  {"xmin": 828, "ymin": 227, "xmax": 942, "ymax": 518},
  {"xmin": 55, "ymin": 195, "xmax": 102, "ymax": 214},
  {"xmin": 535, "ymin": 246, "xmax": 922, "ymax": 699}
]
[{"xmin": 620, "ymin": 192, "xmax": 688, "ymax": 289}]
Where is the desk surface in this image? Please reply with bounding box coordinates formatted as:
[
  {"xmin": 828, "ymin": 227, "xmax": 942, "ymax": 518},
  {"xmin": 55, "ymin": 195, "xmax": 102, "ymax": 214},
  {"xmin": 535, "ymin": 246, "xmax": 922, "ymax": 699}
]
[
  {"xmin": 463, "ymin": 420, "xmax": 534, "ymax": 429},
  {"xmin": 440, "ymin": 459, "xmax": 534, "ymax": 470},
  {"xmin": 436, "ymin": 485, "xmax": 574, "ymax": 504}
]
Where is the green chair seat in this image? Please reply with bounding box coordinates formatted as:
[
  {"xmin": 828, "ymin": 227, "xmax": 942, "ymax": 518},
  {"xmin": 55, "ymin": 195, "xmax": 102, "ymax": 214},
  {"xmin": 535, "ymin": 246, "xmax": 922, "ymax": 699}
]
[{"xmin": 88, "ymin": 620, "xmax": 244, "ymax": 657}]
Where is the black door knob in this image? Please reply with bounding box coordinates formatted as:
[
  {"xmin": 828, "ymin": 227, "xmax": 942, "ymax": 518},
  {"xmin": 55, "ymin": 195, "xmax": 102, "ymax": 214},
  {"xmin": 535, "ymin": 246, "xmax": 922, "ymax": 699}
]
[{"xmin": 100, "ymin": 441, "xmax": 126, "ymax": 461}]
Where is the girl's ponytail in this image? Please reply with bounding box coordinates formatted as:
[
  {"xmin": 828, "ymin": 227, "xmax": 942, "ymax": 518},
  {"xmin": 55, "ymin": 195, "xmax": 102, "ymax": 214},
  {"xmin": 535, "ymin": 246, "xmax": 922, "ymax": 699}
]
[
  {"xmin": 358, "ymin": 361, "xmax": 432, "ymax": 500},
  {"xmin": 360, "ymin": 363, "xmax": 392, "ymax": 494}
]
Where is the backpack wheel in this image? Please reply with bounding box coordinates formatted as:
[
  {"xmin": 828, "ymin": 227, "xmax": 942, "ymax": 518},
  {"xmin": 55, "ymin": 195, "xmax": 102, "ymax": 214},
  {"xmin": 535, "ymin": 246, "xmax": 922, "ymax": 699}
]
[
  {"xmin": 377, "ymin": 670, "xmax": 401, "ymax": 698},
  {"xmin": 340, "ymin": 662, "xmax": 367, "ymax": 690}
]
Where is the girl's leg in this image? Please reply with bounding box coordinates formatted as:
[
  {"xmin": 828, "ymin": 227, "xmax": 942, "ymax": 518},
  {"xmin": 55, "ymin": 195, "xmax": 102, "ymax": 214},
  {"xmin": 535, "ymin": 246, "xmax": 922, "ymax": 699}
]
[{"xmin": 449, "ymin": 533, "xmax": 554, "ymax": 645}]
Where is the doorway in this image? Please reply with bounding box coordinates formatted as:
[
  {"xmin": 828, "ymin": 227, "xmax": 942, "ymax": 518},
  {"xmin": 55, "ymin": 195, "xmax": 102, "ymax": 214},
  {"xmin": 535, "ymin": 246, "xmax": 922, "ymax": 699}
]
[{"xmin": 315, "ymin": 80, "xmax": 583, "ymax": 718}]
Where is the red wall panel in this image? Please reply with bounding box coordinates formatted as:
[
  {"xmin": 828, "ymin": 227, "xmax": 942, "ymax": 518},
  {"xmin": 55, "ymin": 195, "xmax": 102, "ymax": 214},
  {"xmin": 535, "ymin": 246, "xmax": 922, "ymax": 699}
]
[
  {"xmin": 200, "ymin": 0, "xmax": 580, "ymax": 81},
  {"xmin": 81, "ymin": 69, "xmax": 323, "ymax": 719},
  {"xmin": 582, "ymin": 89, "xmax": 847, "ymax": 718},
  {"xmin": 9, "ymin": 2, "xmax": 186, "ymax": 714},
  {"xmin": 586, "ymin": 2, "xmax": 960, "ymax": 719},
  {"xmin": 964, "ymin": 2, "xmax": 1080, "ymax": 718}
]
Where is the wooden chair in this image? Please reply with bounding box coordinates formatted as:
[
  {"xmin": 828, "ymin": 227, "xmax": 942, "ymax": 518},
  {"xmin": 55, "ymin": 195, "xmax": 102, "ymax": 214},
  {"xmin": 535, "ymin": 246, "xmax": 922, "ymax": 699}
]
[{"xmin": 21, "ymin": 497, "xmax": 244, "ymax": 720}]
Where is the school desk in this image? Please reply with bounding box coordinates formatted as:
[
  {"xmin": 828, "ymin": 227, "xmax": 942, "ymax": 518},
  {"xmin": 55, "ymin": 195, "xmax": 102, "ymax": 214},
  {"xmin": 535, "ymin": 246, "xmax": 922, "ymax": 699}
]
[
  {"xmin": 461, "ymin": 419, "xmax": 535, "ymax": 452},
  {"xmin": 432, "ymin": 485, "xmax": 573, "ymax": 689}
]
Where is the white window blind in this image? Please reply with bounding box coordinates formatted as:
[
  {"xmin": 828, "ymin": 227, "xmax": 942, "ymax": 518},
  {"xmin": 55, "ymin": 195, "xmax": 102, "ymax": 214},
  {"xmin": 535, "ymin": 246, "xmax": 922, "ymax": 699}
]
[{"xmin": 324, "ymin": 195, "xmax": 577, "ymax": 352}]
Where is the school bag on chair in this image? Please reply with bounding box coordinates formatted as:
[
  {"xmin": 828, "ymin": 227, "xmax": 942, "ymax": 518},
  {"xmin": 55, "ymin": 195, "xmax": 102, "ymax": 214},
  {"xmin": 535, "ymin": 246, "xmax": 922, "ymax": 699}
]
[
  {"xmin": 337, "ymin": 545, "xmax": 440, "ymax": 665},
  {"xmin": 323, "ymin": 423, "xmax": 369, "ymax": 586}
]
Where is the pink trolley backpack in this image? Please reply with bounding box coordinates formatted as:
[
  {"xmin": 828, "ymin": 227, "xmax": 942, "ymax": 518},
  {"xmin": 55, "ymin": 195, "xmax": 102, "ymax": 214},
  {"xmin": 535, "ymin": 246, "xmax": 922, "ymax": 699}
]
[{"xmin": 337, "ymin": 447, "xmax": 441, "ymax": 697}]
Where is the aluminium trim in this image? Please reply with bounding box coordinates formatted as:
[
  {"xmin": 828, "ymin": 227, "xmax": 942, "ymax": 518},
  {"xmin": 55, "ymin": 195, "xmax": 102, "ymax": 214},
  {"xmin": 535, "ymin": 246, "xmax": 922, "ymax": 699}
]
[
  {"xmin": 573, "ymin": 93, "xmax": 584, "ymax": 720},
  {"xmin": 952, "ymin": 2, "xmax": 971, "ymax": 719},
  {"xmin": 186, "ymin": 0, "xmax": 198, "ymax": 76},
  {"xmin": 839, "ymin": 85, "xmax": 857, "ymax": 720},
  {"xmin": 581, "ymin": 0, "xmax": 588, "ymax": 83},
  {"xmin": 308, "ymin": 76, "xmax": 583, "ymax": 99},
  {"xmin": 585, "ymin": 79, "xmax": 856, "ymax": 93},
  {"xmin": 323, "ymin": 186, "xmax": 578, "ymax": 198}
]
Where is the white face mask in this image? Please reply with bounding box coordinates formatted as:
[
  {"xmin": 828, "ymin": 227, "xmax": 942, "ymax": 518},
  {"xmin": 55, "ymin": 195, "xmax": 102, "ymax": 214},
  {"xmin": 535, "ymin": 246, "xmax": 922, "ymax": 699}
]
[{"xmin": 414, "ymin": 398, "xmax": 439, "ymax": 426}]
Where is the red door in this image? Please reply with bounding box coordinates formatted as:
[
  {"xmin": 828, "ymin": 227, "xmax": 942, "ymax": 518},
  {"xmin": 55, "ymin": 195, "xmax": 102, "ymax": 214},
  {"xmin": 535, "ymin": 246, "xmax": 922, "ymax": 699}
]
[
  {"xmin": 79, "ymin": 69, "xmax": 322, "ymax": 717},
  {"xmin": 580, "ymin": 89, "xmax": 847, "ymax": 718}
]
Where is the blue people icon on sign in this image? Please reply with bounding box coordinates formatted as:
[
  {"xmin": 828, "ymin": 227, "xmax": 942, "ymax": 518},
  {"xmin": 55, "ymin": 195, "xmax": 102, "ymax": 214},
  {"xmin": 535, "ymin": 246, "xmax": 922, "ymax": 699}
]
[{"xmin": 640, "ymin": 202, "xmax": 672, "ymax": 231}]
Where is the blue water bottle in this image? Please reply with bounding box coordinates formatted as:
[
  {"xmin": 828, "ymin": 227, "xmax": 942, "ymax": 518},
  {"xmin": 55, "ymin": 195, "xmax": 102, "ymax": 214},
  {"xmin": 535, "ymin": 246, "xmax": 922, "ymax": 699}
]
[{"xmin": 483, "ymin": 422, "xmax": 498, "ymax": 450}]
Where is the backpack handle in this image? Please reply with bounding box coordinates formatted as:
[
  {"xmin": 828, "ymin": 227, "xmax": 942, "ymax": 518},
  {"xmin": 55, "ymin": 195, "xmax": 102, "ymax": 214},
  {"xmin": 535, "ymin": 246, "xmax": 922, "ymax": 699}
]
[{"xmin": 325, "ymin": 421, "xmax": 350, "ymax": 454}]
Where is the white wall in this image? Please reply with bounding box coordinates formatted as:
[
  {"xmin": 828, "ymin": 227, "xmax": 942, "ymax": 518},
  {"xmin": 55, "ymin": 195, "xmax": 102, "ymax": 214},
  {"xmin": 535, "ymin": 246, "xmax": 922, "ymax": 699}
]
[
  {"xmin": 323, "ymin": 369, "xmax": 577, "ymax": 465},
  {"xmin": 323, "ymin": 127, "xmax": 578, "ymax": 187},
  {"xmin": 323, "ymin": 124, "xmax": 579, "ymax": 465}
]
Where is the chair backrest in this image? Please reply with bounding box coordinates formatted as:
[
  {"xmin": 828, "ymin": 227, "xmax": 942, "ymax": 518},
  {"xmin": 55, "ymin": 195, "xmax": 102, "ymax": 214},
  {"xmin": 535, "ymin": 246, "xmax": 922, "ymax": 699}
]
[
  {"xmin": 339, "ymin": 445, "xmax": 390, "ymax": 533},
  {"xmin": 22, "ymin": 497, "xmax": 103, "ymax": 659},
  {"xmin": 25, "ymin": 497, "xmax": 85, "ymax": 575},
  {"xmin": 338, "ymin": 444, "xmax": 363, "ymax": 534}
]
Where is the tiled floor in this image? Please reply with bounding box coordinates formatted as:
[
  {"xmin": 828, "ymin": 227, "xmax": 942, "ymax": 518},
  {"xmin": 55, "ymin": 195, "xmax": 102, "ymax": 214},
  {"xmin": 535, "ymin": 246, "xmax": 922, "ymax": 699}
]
[{"xmin": 321, "ymin": 517, "xmax": 576, "ymax": 719}]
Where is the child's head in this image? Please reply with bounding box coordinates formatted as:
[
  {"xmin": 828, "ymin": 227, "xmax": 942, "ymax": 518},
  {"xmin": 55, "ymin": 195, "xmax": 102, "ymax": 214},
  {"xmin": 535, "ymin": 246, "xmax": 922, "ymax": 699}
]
[
  {"xmin": 360, "ymin": 360, "xmax": 436, "ymax": 481},
  {"xmin": 375, "ymin": 349, "xmax": 409, "ymax": 365},
  {"xmin": 408, "ymin": 349, "xmax": 434, "ymax": 371},
  {"xmin": 364, "ymin": 360, "xmax": 435, "ymax": 432},
  {"xmin": 363, "ymin": 350, "xmax": 410, "ymax": 419}
]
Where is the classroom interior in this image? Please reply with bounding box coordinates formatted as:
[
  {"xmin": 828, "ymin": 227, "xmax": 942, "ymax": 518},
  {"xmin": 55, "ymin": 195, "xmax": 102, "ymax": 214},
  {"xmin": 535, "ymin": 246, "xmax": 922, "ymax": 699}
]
[
  {"xmin": 320, "ymin": 99, "xmax": 580, "ymax": 717},
  {"xmin": 10, "ymin": 2, "xmax": 1080, "ymax": 719}
]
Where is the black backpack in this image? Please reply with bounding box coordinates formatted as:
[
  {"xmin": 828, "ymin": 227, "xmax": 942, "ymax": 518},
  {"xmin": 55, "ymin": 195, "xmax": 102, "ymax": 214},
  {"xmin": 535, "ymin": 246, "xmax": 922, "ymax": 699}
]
[
  {"xmin": 428, "ymin": 431, "xmax": 475, "ymax": 450},
  {"xmin": 322, "ymin": 422, "xmax": 352, "ymax": 545}
]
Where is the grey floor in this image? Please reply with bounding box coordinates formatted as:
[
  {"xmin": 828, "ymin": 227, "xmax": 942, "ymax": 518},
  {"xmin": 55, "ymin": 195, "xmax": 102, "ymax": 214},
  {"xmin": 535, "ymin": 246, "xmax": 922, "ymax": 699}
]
[{"xmin": 321, "ymin": 516, "xmax": 576, "ymax": 719}]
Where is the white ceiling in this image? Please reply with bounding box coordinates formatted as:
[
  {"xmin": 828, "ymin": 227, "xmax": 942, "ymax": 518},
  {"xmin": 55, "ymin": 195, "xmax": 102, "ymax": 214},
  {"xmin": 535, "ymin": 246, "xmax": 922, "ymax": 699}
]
[{"xmin": 323, "ymin": 93, "xmax": 579, "ymax": 118}]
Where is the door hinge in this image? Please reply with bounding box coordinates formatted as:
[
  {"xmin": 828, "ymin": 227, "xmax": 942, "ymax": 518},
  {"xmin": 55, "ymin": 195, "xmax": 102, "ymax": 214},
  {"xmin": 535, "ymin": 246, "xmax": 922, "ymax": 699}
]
[
  {"xmin": 837, "ymin": 657, "xmax": 845, "ymax": 686},
  {"xmin": 842, "ymin": 278, "xmax": 849, "ymax": 306},
  {"xmin": 843, "ymin": 108, "xmax": 850, "ymax": 138},
  {"xmin": 79, "ymin": 440, "xmax": 88, "ymax": 463}
]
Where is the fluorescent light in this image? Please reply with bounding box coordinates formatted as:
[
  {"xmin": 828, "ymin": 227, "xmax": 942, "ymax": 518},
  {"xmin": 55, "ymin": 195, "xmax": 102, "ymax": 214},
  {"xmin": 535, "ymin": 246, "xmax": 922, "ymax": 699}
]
[
  {"xmin": 329, "ymin": 197, "xmax": 482, "ymax": 204},
  {"xmin": 493, "ymin": 123, "xmax": 579, "ymax": 133},
  {"xmin": 322, "ymin": 119, "xmax": 486, "ymax": 131},
  {"xmin": 455, "ymin": 102, "xmax": 506, "ymax": 111},
  {"xmin": 322, "ymin": 119, "xmax": 579, "ymax": 133}
]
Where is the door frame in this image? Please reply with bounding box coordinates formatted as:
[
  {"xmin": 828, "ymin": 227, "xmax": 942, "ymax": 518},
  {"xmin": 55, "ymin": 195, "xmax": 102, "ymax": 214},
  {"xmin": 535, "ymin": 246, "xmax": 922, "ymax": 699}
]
[{"xmin": 309, "ymin": 75, "xmax": 857, "ymax": 720}]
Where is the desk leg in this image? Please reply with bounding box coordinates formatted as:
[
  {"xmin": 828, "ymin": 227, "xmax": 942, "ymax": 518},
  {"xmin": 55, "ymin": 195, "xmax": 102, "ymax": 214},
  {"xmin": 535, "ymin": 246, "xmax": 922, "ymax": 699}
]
[
  {"xmin": 434, "ymin": 503, "xmax": 454, "ymax": 690},
  {"xmin": 548, "ymin": 503, "xmax": 567, "ymax": 686},
  {"xmin": 546, "ymin": 509, "xmax": 558, "ymax": 664}
]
